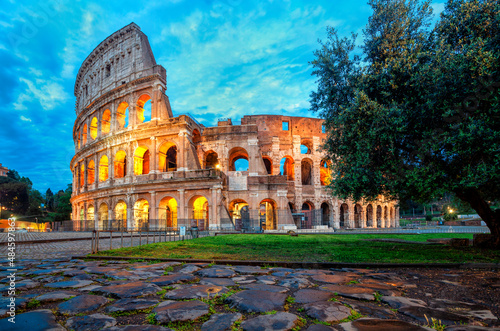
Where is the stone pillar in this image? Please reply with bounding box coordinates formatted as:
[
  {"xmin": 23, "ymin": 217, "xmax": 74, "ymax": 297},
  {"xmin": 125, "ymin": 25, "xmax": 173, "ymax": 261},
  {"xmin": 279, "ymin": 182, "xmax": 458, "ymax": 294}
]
[
  {"xmin": 210, "ymin": 186, "xmax": 218, "ymax": 229},
  {"xmin": 348, "ymin": 203, "xmax": 354, "ymax": 228},
  {"xmin": 110, "ymin": 102, "xmax": 117, "ymax": 133},
  {"xmin": 333, "ymin": 199, "xmax": 340, "ymax": 229},
  {"xmin": 97, "ymin": 110, "xmax": 102, "ymax": 140},
  {"xmin": 177, "ymin": 130, "xmax": 188, "ymax": 171},
  {"xmin": 107, "ymin": 148, "xmax": 114, "ymax": 184},
  {"xmin": 177, "ymin": 189, "xmax": 186, "ymax": 221},
  {"xmin": 83, "ymin": 159, "xmax": 88, "ymax": 192},
  {"xmin": 149, "ymin": 191, "xmax": 157, "ymax": 229},
  {"xmin": 126, "ymin": 143, "xmax": 134, "ymax": 179},
  {"xmin": 396, "ymin": 207, "xmax": 400, "ymax": 227},
  {"xmin": 93, "ymin": 153, "xmax": 99, "ymax": 187},
  {"xmin": 247, "ymin": 138, "xmax": 259, "ymax": 176},
  {"xmin": 93, "ymin": 198, "xmax": 99, "ymax": 230},
  {"xmin": 126, "ymin": 194, "xmax": 133, "ymax": 230},
  {"xmin": 361, "ymin": 209, "xmax": 367, "ymax": 228}
]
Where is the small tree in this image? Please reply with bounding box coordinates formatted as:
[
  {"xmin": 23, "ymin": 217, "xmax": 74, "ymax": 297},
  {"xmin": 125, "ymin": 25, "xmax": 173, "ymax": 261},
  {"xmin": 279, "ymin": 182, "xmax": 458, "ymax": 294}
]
[{"xmin": 311, "ymin": 0, "xmax": 500, "ymax": 247}]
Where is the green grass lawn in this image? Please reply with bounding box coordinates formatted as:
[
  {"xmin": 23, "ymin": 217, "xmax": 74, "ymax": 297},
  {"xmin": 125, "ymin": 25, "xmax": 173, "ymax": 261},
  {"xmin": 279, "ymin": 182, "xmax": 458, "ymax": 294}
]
[{"xmin": 92, "ymin": 233, "xmax": 500, "ymax": 264}]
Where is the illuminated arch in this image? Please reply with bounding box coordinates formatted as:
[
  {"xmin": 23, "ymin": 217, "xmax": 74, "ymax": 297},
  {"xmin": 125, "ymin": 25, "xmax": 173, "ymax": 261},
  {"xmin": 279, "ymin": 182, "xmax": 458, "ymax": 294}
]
[
  {"xmin": 114, "ymin": 150, "xmax": 127, "ymax": 178},
  {"xmin": 98, "ymin": 203, "xmax": 108, "ymax": 230},
  {"xmin": 134, "ymin": 199, "xmax": 149, "ymax": 229},
  {"xmin": 99, "ymin": 155, "xmax": 109, "ymax": 182},
  {"xmin": 90, "ymin": 117, "xmax": 98, "ymax": 140},
  {"xmin": 79, "ymin": 163, "xmax": 85, "ymax": 187},
  {"xmin": 159, "ymin": 197, "xmax": 178, "ymax": 228},
  {"xmin": 101, "ymin": 109, "xmax": 111, "ymax": 135},
  {"xmin": 137, "ymin": 94, "xmax": 151, "ymax": 123},
  {"xmin": 87, "ymin": 205, "xmax": 95, "ymax": 221},
  {"xmin": 87, "ymin": 160, "xmax": 95, "ymax": 184},
  {"xmin": 158, "ymin": 142, "xmax": 177, "ymax": 172},
  {"xmin": 117, "ymin": 102, "xmax": 129, "ymax": 129},
  {"xmin": 204, "ymin": 150, "xmax": 219, "ymax": 169},
  {"xmin": 82, "ymin": 124, "xmax": 87, "ymax": 145},
  {"xmin": 259, "ymin": 199, "xmax": 277, "ymax": 230},
  {"xmin": 189, "ymin": 195, "xmax": 209, "ymax": 229},
  {"xmin": 320, "ymin": 159, "xmax": 332, "ymax": 186},
  {"xmin": 280, "ymin": 156, "xmax": 294, "ymax": 181},
  {"xmin": 134, "ymin": 146, "xmax": 150, "ymax": 175},
  {"xmin": 114, "ymin": 200, "xmax": 127, "ymax": 229}
]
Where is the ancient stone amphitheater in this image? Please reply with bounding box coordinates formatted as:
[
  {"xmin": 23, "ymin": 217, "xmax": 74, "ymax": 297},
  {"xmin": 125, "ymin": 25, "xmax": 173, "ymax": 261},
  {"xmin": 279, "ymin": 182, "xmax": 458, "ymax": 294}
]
[{"xmin": 70, "ymin": 23, "xmax": 399, "ymax": 231}]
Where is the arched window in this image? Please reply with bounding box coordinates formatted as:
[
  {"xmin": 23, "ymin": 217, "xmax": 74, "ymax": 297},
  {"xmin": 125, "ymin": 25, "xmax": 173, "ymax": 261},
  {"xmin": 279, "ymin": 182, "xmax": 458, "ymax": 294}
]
[
  {"xmin": 190, "ymin": 196, "xmax": 209, "ymax": 229},
  {"xmin": 366, "ymin": 204, "xmax": 374, "ymax": 227},
  {"xmin": 82, "ymin": 124, "xmax": 87, "ymax": 145},
  {"xmin": 301, "ymin": 158, "xmax": 313, "ymax": 185},
  {"xmin": 137, "ymin": 95, "xmax": 151, "ymax": 123},
  {"xmin": 102, "ymin": 109, "xmax": 111, "ymax": 135},
  {"xmin": 300, "ymin": 139, "xmax": 312, "ymax": 154},
  {"xmin": 321, "ymin": 202, "xmax": 330, "ymax": 226},
  {"xmin": 134, "ymin": 147, "xmax": 150, "ymax": 175},
  {"xmin": 354, "ymin": 204, "xmax": 362, "ymax": 228},
  {"xmin": 79, "ymin": 164, "xmax": 85, "ymax": 187},
  {"xmin": 87, "ymin": 160, "xmax": 95, "ymax": 184},
  {"xmin": 90, "ymin": 117, "xmax": 98, "ymax": 140},
  {"xmin": 263, "ymin": 157, "xmax": 272, "ymax": 175},
  {"xmin": 260, "ymin": 199, "xmax": 277, "ymax": 230},
  {"xmin": 159, "ymin": 143, "xmax": 177, "ymax": 172},
  {"xmin": 192, "ymin": 129, "xmax": 201, "ymax": 143},
  {"xmin": 87, "ymin": 205, "xmax": 95, "ymax": 221},
  {"xmin": 205, "ymin": 151, "xmax": 219, "ymax": 169},
  {"xmin": 159, "ymin": 197, "xmax": 178, "ymax": 228},
  {"xmin": 114, "ymin": 151, "xmax": 127, "ymax": 178},
  {"xmin": 114, "ymin": 200, "xmax": 127, "ymax": 229},
  {"xmin": 99, "ymin": 155, "xmax": 109, "ymax": 182},
  {"xmin": 117, "ymin": 102, "xmax": 129, "ymax": 129},
  {"xmin": 320, "ymin": 159, "xmax": 331, "ymax": 186},
  {"xmin": 280, "ymin": 156, "xmax": 294, "ymax": 181},
  {"xmin": 340, "ymin": 203, "xmax": 349, "ymax": 228},
  {"xmin": 229, "ymin": 147, "xmax": 249, "ymax": 171},
  {"xmin": 134, "ymin": 199, "xmax": 149, "ymax": 230},
  {"xmin": 98, "ymin": 203, "xmax": 108, "ymax": 230}
]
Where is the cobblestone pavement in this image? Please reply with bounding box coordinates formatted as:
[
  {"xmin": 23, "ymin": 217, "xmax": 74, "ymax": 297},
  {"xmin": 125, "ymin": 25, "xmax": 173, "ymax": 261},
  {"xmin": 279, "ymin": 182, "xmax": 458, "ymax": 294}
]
[
  {"xmin": 0, "ymin": 234, "xmax": 181, "ymax": 260},
  {"xmin": 0, "ymin": 257, "xmax": 498, "ymax": 330},
  {"xmin": 0, "ymin": 232, "xmax": 95, "ymax": 243}
]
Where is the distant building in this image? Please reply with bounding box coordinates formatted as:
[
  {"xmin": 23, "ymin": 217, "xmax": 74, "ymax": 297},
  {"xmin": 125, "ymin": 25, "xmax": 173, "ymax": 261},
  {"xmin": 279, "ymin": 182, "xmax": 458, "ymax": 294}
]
[{"xmin": 0, "ymin": 164, "xmax": 8, "ymax": 177}]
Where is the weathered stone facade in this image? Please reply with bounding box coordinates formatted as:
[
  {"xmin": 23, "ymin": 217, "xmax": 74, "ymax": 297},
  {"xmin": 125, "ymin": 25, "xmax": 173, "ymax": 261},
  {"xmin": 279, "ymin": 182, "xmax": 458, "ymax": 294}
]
[{"xmin": 70, "ymin": 23, "xmax": 399, "ymax": 231}]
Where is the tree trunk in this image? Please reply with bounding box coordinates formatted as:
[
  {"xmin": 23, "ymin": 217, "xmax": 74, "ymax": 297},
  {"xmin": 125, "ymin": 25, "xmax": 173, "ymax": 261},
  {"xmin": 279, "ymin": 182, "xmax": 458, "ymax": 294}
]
[{"xmin": 455, "ymin": 188, "xmax": 500, "ymax": 249}]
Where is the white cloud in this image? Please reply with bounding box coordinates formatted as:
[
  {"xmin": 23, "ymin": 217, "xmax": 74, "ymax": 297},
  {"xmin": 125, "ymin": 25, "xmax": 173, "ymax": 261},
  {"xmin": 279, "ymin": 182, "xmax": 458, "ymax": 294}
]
[
  {"xmin": 20, "ymin": 115, "xmax": 32, "ymax": 122},
  {"xmin": 16, "ymin": 77, "xmax": 69, "ymax": 110}
]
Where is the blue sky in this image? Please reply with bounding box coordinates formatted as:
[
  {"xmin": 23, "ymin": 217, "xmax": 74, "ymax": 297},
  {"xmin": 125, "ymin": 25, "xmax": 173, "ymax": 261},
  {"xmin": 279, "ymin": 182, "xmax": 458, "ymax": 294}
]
[{"xmin": 0, "ymin": 0, "xmax": 445, "ymax": 194}]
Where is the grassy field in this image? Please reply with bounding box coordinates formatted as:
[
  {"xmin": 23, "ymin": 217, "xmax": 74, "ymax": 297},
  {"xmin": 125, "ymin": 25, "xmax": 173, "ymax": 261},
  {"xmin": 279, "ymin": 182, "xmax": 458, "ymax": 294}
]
[{"xmin": 92, "ymin": 233, "xmax": 500, "ymax": 264}]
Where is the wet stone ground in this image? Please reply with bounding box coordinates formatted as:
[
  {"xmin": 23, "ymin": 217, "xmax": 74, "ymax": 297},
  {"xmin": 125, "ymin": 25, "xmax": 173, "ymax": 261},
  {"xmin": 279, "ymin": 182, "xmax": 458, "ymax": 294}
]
[{"xmin": 0, "ymin": 258, "xmax": 499, "ymax": 330}]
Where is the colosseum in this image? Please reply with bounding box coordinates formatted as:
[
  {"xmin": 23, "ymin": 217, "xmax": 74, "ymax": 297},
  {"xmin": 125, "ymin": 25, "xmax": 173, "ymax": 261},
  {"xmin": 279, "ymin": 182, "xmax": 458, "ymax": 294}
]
[{"xmin": 70, "ymin": 23, "xmax": 399, "ymax": 231}]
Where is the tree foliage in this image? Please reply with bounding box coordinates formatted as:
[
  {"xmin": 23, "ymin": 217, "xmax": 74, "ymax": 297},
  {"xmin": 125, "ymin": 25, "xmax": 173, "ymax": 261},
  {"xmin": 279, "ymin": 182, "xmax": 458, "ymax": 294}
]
[{"xmin": 311, "ymin": 0, "xmax": 500, "ymax": 246}]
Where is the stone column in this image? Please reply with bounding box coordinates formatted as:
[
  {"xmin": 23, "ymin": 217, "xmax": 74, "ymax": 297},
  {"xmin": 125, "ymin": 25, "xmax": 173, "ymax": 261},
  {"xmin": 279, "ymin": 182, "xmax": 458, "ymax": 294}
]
[
  {"xmin": 361, "ymin": 209, "xmax": 367, "ymax": 228},
  {"xmin": 126, "ymin": 194, "xmax": 133, "ymax": 230},
  {"xmin": 247, "ymin": 138, "xmax": 259, "ymax": 176},
  {"xmin": 149, "ymin": 191, "xmax": 157, "ymax": 229},
  {"xmin": 93, "ymin": 198, "xmax": 99, "ymax": 230},
  {"xmin": 348, "ymin": 203, "xmax": 354, "ymax": 228},
  {"xmin": 83, "ymin": 159, "xmax": 88, "ymax": 192},
  {"xmin": 333, "ymin": 199, "xmax": 340, "ymax": 229},
  {"xmin": 177, "ymin": 130, "xmax": 188, "ymax": 171},
  {"xmin": 177, "ymin": 189, "xmax": 186, "ymax": 222},
  {"xmin": 210, "ymin": 186, "xmax": 218, "ymax": 229},
  {"xmin": 97, "ymin": 110, "xmax": 102, "ymax": 140},
  {"xmin": 396, "ymin": 207, "xmax": 400, "ymax": 227},
  {"xmin": 150, "ymin": 137, "xmax": 158, "ymax": 174}
]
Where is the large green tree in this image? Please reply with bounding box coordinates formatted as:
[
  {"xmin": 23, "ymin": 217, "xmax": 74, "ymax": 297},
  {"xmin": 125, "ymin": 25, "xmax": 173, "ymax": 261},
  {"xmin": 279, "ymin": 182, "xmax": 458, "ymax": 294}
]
[{"xmin": 311, "ymin": 0, "xmax": 500, "ymax": 246}]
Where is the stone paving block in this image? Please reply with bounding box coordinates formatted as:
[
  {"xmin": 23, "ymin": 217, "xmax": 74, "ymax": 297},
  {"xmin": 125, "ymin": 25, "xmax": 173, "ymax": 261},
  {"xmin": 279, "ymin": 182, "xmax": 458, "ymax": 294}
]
[
  {"xmin": 240, "ymin": 283, "xmax": 289, "ymax": 293},
  {"xmin": 164, "ymin": 284, "xmax": 229, "ymax": 300},
  {"xmin": 277, "ymin": 277, "xmax": 313, "ymax": 289},
  {"xmin": 399, "ymin": 306, "xmax": 470, "ymax": 325},
  {"xmin": 105, "ymin": 298, "xmax": 159, "ymax": 313},
  {"xmin": 233, "ymin": 266, "xmax": 270, "ymax": 275},
  {"xmin": 381, "ymin": 296, "xmax": 427, "ymax": 309},
  {"xmin": 225, "ymin": 290, "xmax": 288, "ymax": 313},
  {"xmin": 319, "ymin": 284, "xmax": 376, "ymax": 300},
  {"xmin": 45, "ymin": 279, "xmax": 93, "ymax": 289},
  {"xmin": 294, "ymin": 289, "xmax": 334, "ymax": 304},
  {"xmin": 429, "ymin": 299, "xmax": 498, "ymax": 322},
  {"xmin": 200, "ymin": 277, "xmax": 235, "ymax": 286},
  {"xmin": 66, "ymin": 313, "xmax": 116, "ymax": 330},
  {"xmin": 336, "ymin": 318, "xmax": 434, "ymax": 330},
  {"xmin": 196, "ymin": 267, "xmax": 236, "ymax": 278},
  {"xmin": 36, "ymin": 290, "xmax": 77, "ymax": 303},
  {"xmin": 57, "ymin": 294, "xmax": 109, "ymax": 315},
  {"xmin": 240, "ymin": 312, "xmax": 299, "ymax": 331},
  {"xmin": 201, "ymin": 312, "xmax": 242, "ymax": 331},
  {"xmin": 153, "ymin": 300, "xmax": 209, "ymax": 323},
  {"xmin": 311, "ymin": 274, "xmax": 355, "ymax": 284},
  {"xmin": 149, "ymin": 273, "xmax": 198, "ymax": 286},
  {"xmin": 106, "ymin": 326, "xmax": 174, "ymax": 331},
  {"xmin": 0, "ymin": 309, "xmax": 65, "ymax": 331},
  {"xmin": 94, "ymin": 281, "xmax": 161, "ymax": 298},
  {"xmin": 303, "ymin": 301, "xmax": 352, "ymax": 323}
]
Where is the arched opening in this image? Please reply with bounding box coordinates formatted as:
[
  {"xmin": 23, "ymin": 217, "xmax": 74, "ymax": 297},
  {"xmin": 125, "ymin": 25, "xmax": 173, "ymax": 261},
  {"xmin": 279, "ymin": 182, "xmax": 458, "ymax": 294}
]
[
  {"xmin": 205, "ymin": 151, "xmax": 219, "ymax": 169},
  {"xmin": 301, "ymin": 201, "xmax": 314, "ymax": 229},
  {"xmin": 87, "ymin": 160, "xmax": 95, "ymax": 184},
  {"xmin": 340, "ymin": 203, "xmax": 349, "ymax": 228},
  {"xmin": 159, "ymin": 142, "xmax": 177, "ymax": 172},
  {"xmin": 320, "ymin": 159, "xmax": 331, "ymax": 186},
  {"xmin": 87, "ymin": 205, "xmax": 95, "ymax": 223},
  {"xmin": 159, "ymin": 197, "xmax": 178, "ymax": 228},
  {"xmin": 117, "ymin": 102, "xmax": 129, "ymax": 129},
  {"xmin": 190, "ymin": 196, "xmax": 209, "ymax": 229},
  {"xmin": 321, "ymin": 202, "xmax": 330, "ymax": 226},
  {"xmin": 90, "ymin": 117, "xmax": 98, "ymax": 140},
  {"xmin": 280, "ymin": 156, "xmax": 294, "ymax": 181},
  {"xmin": 134, "ymin": 199, "xmax": 149, "ymax": 230},
  {"xmin": 79, "ymin": 164, "xmax": 85, "ymax": 187},
  {"xmin": 384, "ymin": 206, "xmax": 388, "ymax": 227},
  {"xmin": 229, "ymin": 147, "xmax": 249, "ymax": 171},
  {"xmin": 99, "ymin": 155, "xmax": 109, "ymax": 182},
  {"xmin": 192, "ymin": 129, "xmax": 201, "ymax": 144},
  {"xmin": 102, "ymin": 109, "xmax": 111, "ymax": 135},
  {"xmin": 114, "ymin": 201, "xmax": 127, "ymax": 229},
  {"xmin": 263, "ymin": 157, "xmax": 272, "ymax": 175},
  {"xmin": 301, "ymin": 158, "xmax": 313, "ymax": 185},
  {"xmin": 300, "ymin": 139, "xmax": 312, "ymax": 154},
  {"xmin": 82, "ymin": 124, "xmax": 87, "ymax": 145},
  {"xmin": 354, "ymin": 204, "xmax": 362, "ymax": 228},
  {"xmin": 366, "ymin": 204, "xmax": 374, "ymax": 227},
  {"xmin": 137, "ymin": 94, "xmax": 151, "ymax": 123},
  {"xmin": 260, "ymin": 199, "xmax": 277, "ymax": 230},
  {"xmin": 114, "ymin": 150, "xmax": 127, "ymax": 178},
  {"xmin": 98, "ymin": 203, "xmax": 108, "ymax": 230},
  {"xmin": 77, "ymin": 132, "xmax": 81, "ymax": 149},
  {"xmin": 376, "ymin": 205, "xmax": 382, "ymax": 227},
  {"xmin": 229, "ymin": 199, "xmax": 249, "ymax": 231},
  {"xmin": 134, "ymin": 147, "xmax": 150, "ymax": 175},
  {"xmin": 79, "ymin": 208, "xmax": 84, "ymax": 221}
]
